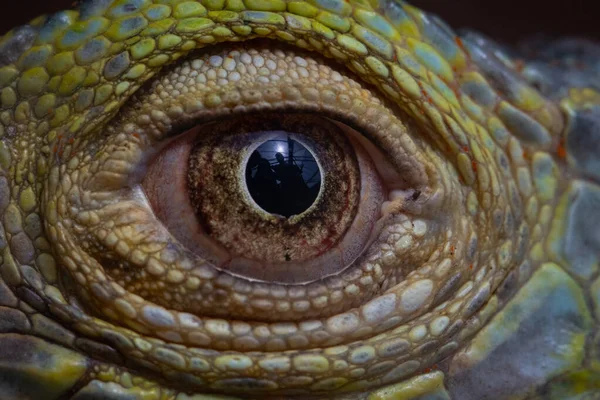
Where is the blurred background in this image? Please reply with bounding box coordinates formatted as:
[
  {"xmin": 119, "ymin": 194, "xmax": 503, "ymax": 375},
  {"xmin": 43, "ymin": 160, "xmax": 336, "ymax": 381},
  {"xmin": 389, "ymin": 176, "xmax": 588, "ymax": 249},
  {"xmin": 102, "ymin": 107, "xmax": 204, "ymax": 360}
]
[{"xmin": 1, "ymin": 1, "xmax": 599, "ymax": 44}]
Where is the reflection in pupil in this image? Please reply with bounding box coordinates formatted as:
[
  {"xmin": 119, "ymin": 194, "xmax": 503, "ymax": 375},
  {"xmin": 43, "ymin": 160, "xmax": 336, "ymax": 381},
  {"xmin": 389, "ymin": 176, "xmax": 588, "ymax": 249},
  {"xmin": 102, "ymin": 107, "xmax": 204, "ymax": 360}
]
[{"xmin": 246, "ymin": 135, "xmax": 321, "ymax": 217}]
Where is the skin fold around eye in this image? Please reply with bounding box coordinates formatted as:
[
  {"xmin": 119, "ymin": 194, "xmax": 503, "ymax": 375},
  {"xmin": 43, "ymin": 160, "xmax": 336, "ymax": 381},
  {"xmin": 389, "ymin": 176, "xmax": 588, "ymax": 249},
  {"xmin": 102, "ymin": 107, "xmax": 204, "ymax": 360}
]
[{"xmin": 40, "ymin": 42, "xmax": 483, "ymax": 392}]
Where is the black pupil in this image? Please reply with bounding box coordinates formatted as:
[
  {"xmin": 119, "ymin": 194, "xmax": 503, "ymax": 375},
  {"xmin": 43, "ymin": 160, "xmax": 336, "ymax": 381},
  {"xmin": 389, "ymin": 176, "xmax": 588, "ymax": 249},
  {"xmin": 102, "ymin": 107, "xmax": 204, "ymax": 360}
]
[{"xmin": 246, "ymin": 135, "xmax": 321, "ymax": 217}]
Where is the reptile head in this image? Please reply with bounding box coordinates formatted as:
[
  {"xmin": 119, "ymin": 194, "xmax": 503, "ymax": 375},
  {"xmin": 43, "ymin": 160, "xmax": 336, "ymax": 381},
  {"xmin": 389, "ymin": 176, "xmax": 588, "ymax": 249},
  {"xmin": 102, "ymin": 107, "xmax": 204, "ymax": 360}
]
[{"xmin": 0, "ymin": 1, "xmax": 598, "ymax": 399}]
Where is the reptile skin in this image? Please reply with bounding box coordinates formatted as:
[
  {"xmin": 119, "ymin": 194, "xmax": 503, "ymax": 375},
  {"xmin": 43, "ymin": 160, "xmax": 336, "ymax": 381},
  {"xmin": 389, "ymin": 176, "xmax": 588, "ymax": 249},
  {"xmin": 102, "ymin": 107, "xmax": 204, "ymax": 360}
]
[{"xmin": 0, "ymin": 0, "xmax": 599, "ymax": 399}]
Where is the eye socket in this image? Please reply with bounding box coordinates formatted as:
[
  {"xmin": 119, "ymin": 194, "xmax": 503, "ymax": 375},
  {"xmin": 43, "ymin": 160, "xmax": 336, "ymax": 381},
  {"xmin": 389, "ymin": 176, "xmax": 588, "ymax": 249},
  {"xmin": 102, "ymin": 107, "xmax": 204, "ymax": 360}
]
[
  {"xmin": 142, "ymin": 113, "xmax": 385, "ymax": 284},
  {"xmin": 26, "ymin": 3, "xmax": 493, "ymax": 388},
  {"xmin": 46, "ymin": 43, "xmax": 445, "ymax": 361}
]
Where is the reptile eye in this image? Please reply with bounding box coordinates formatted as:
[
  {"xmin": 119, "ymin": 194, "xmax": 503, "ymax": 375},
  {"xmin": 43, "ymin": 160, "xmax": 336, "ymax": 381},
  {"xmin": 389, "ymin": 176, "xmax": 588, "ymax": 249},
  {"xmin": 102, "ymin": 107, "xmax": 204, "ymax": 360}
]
[
  {"xmin": 142, "ymin": 113, "xmax": 384, "ymax": 284},
  {"xmin": 51, "ymin": 43, "xmax": 434, "ymax": 328},
  {"xmin": 54, "ymin": 43, "xmax": 435, "ymax": 328},
  {"xmin": 41, "ymin": 40, "xmax": 448, "ymax": 394}
]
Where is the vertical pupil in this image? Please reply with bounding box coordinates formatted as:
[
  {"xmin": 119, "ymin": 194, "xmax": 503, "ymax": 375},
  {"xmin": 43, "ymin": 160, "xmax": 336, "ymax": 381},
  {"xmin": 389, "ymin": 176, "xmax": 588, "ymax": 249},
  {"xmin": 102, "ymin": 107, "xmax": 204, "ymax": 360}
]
[{"xmin": 245, "ymin": 135, "xmax": 321, "ymax": 217}]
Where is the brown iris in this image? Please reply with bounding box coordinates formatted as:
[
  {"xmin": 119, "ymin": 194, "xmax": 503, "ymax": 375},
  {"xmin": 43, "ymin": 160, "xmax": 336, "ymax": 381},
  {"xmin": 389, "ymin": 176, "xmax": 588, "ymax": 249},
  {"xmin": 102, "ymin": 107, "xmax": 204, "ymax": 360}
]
[{"xmin": 187, "ymin": 114, "xmax": 360, "ymax": 280}]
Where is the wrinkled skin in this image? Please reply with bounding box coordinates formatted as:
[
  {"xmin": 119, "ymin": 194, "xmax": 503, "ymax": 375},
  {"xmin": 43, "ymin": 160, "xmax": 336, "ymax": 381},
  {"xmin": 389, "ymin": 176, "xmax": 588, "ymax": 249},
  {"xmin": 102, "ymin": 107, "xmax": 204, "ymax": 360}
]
[{"xmin": 0, "ymin": 1, "xmax": 599, "ymax": 399}]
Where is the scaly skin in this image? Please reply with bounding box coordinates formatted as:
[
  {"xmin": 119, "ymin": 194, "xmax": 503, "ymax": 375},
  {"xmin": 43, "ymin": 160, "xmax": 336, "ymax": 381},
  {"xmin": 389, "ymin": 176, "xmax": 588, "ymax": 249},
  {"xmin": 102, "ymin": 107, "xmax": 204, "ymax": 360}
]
[{"xmin": 0, "ymin": 1, "xmax": 598, "ymax": 399}]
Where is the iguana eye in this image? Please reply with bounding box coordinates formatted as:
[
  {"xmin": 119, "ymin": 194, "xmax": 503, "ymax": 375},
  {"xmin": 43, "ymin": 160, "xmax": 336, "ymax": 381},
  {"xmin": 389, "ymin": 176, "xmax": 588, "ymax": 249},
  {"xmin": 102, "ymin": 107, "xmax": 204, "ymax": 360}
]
[
  {"xmin": 142, "ymin": 113, "xmax": 386, "ymax": 286},
  {"xmin": 8, "ymin": 0, "xmax": 519, "ymax": 392},
  {"xmin": 60, "ymin": 44, "xmax": 437, "ymax": 325}
]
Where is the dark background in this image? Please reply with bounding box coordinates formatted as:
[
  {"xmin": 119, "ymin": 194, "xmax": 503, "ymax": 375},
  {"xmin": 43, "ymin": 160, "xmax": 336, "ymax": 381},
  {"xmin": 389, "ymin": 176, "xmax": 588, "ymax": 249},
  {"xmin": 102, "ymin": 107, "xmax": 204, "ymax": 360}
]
[{"xmin": 2, "ymin": 1, "xmax": 599, "ymax": 44}]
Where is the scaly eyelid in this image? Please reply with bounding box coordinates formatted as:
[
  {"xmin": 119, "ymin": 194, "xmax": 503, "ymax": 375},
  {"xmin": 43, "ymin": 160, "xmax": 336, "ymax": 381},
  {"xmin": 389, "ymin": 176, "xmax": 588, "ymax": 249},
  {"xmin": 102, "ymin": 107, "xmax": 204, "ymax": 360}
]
[{"xmin": 106, "ymin": 43, "xmax": 433, "ymax": 190}]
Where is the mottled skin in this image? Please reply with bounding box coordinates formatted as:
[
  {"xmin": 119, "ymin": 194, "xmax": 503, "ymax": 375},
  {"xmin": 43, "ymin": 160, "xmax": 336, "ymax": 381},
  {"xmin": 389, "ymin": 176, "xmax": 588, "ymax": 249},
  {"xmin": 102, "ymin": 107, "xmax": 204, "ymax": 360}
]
[{"xmin": 0, "ymin": 1, "xmax": 599, "ymax": 399}]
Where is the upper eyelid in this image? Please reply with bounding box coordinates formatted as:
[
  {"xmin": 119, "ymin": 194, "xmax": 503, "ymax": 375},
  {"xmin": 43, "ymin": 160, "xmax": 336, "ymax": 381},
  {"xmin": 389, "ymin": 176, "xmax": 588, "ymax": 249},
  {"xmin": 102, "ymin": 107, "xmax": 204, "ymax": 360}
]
[
  {"xmin": 2, "ymin": 3, "xmax": 438, "ymax": 147},
  {"xmin": 92, "ymin": 44, "xmax": 433, "ymax": 193}
]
